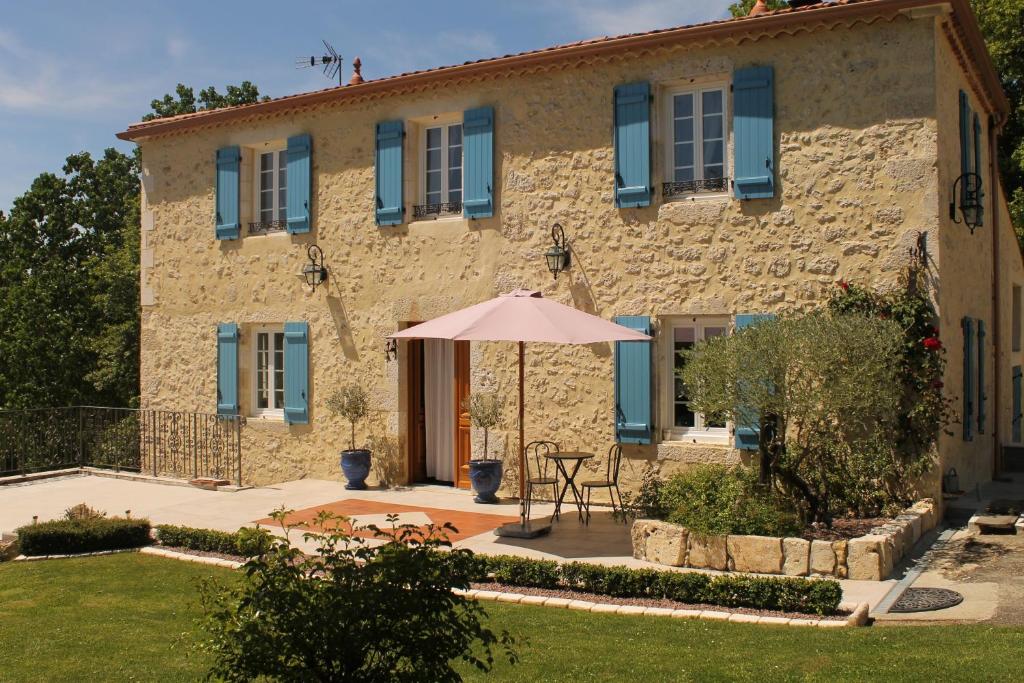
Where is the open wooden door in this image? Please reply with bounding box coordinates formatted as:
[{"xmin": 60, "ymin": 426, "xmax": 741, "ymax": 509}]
[
  {"xmin": 454, "ymin": 340, "xmax": 472, "ymax": 489},
  {"xmin": 406, "ymin": 338, "xmax": 426, "ymax": 483}
]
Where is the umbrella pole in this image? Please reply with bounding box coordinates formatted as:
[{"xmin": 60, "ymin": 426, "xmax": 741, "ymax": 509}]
[{"xmin": 519, "ymin": 341, "xmax": 526, "ymax": 526}]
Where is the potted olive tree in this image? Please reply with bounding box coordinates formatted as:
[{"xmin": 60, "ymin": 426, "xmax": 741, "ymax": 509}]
[
  {"xmin": 465, "ymin": 390, "xmax": 505, "ymax": 504},
  {"xmin": 327, "ymin": 384, "xmax": 371, "ymax": 490}
]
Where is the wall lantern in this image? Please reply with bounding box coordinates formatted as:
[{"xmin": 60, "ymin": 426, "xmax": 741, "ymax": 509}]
[
  {"xmin": 302, "ymin": 244, "xmax": 328, "ymax": 292},
  {"xmin": 384, "ymin": 339, "xmax": 398, "ymax": 363},
  {"xmin": 544, "ymin": 223, "xmax": 572, "ymax": 280},
  {"xmin": 949, "ymin": 172, "xmax": 983, "ymax": 234}
]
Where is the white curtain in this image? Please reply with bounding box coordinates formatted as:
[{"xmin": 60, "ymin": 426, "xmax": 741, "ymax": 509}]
[{"xmin": 424, "ymin": 339, "xmax": 454, "ymax": 482}]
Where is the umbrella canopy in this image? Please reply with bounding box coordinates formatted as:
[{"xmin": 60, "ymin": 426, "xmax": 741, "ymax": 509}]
[
  {"xmin": 389, "ymin": 289, "xmax": 650, "ymax": 537},
  {"xmin": 389, "ymin": 290, "xmax": 651, "ymax": 344}
]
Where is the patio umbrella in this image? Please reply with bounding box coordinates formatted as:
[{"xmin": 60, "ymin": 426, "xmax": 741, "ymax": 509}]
[{"xmin": 389, "ymin": 290, "xmax": 651, "ymax": 537}]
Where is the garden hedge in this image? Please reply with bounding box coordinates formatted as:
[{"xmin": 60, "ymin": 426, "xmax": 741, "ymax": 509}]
[
  {"xmin": 476, "ymin": 555, "xmax": 842, "ymax": 616},
  {"xmin": 154, "ymin": 524, "xmax": 272, "ymax": 557},
  {"xmin": 16, "ymin": 517, "xmax": 151, "ymax": 556}
]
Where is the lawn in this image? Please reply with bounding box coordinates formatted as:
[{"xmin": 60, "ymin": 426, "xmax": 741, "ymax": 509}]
[{"xmin": 0, "ymin": 553, "xmax": 1019, "ymax": 682}]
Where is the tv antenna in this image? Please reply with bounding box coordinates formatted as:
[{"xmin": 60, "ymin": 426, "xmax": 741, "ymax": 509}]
[{"xmin": 297, "ymin": 40, "xmax": 343, "ymax": 85}]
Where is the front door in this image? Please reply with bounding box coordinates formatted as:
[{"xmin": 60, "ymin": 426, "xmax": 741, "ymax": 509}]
[
  {"xmin": 406, "ymin": 338, "xmax": 427, "ymax": 483},
  {"xmin": 454, "ymin": 340, "xmax": 472, "ymax": 489}
]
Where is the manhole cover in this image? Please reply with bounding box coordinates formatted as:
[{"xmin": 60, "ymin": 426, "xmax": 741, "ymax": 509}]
[{"xmin": 890, "ymin": 587, "xmax": 964, "ymax": 613}]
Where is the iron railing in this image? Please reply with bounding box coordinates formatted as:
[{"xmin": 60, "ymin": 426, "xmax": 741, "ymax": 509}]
[
  {"xmin": 662, "ymin": 177, "xmax": 729, "ymax": 198},
  {"xmin": 0, "ymin": 406, "xmax": 244, "ymax": 486},
  {"xmin": 248, "ymin": 220, "xmax": 287, "ymax": 235},
  {"xmin": 413, "ymin": 201, "xmax": 462, "ymax": 219}
]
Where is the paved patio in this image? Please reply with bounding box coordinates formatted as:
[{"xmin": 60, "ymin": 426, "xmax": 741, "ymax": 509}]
[{"xmin": 0, "ymin": 472, "xmax": 892, "ymax": 609}]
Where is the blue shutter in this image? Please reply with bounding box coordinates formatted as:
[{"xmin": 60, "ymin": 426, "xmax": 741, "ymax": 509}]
[
  {"xmin": 733, "ymin": 66, "xmax": 775, "ymax": 200},
  {"xmin": 963, "ymin": 316, "xmax": 974, "ymax": 441},
  {"xmin": 734, "ymin": 313, "xmax": 776, "ymax": 449},
  {"xmin": 973, "ymin": 112, "xmax": 984, "ymax": 225},
  {"xmin": 463, "ymin": 106, "xmax": 494, "ymax": 219},
  {"xmin": 283, "ymin": 321, "xmax": 309, "ymax": 425},
  {"xmin": 613, "ymin": 315, "xmax": 652, "ymax": 444},
  {"xmin": 215, "ymin": 146, "xmax": 241, "ymax": 240},
  {"xmin": 216, "ymin": 323, "xmax": 239, "ymax": 416},
  {"xmin": 977, "ymin": 319, "xmax": 986, "ymax": 434},
  {"xmin": 375, "ymin": 120, "xmax": 404, "ymax": 226},
  {"xmin": 1013, "ymin": 366, "xmax": 1022, "ymax": 443},
  {"xmin": 959, "ymin": 91, "xmax": 970, "ymax": 208},
  {"xmin": 613, "ymin": 82, "xmax": 651, "ymax": 208},
  {"xmin": 286, "ymin": 134, "xmax": 312, "ymax": 234}
]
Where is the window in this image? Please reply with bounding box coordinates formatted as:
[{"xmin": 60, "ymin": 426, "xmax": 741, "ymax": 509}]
[
  {"xmin": 1014, "ymin": 285, "xmax": 1021, "ymax": 353},
  {"xmin": 416, "ymin": 123, "xmax": 462, "ymax": 218},
  {"xmin": 663, "ymin": 317, "xmax": 729, "ymax": 441},
  {"xmin": 663, "ymin": 85, "xmax": 727, "ymax": 198},
  {"xmin": 253, "ymin": 327, "xmax": 285, "ymax": 417},
  {"xmin": 251, "ymin": 149, "xmax": 287, "ymax": 234}
]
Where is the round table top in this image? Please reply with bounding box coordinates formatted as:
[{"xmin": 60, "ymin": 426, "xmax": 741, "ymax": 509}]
[{"xmin": 544, "ymin": 451, "xmax": 594, "ymax": 461}]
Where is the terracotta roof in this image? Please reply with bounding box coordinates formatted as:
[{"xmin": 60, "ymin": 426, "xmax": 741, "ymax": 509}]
[{"xmin": 117, "ymin": 0, "xmax": 1008, "ymax": 141}]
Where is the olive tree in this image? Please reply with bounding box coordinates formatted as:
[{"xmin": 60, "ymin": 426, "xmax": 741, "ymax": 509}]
[{"xmin": 679, "ymin": 311, "xmax": 905, "ymax": 523}]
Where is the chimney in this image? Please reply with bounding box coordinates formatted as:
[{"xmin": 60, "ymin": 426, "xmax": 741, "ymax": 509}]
[
  {"xmin": 748, "ymin": 0, "xmax": 770, "ymax": 16},
  {"xmin": 350, "ymin": 57, "xmax": 364, "ymax": 85}
]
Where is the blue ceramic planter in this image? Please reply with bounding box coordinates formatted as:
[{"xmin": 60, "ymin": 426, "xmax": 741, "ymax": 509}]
[
  {"xmin": 340, "ymin": 449, "xmax": 371, "ymax": 490},
  {"xmin": 468, "ymin": 459, "xmax": 503, "ymax": 504}
]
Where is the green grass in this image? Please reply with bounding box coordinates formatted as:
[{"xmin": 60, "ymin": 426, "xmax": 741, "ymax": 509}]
[{"xmin": 0, "ymin": 554, "xmax": 1020, "ymax": 682}]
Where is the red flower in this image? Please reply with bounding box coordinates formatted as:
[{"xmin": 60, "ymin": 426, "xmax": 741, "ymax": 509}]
[
  {"xmin": 931, "ymin": 325, "xmax": 940, "ymax": 336},
  {"xmin": 923, "ymin": 337, "xmax": 942, "ymax": 351},
  {"xmin": 837, "ymin": 280, "xmax": 849, "ymax": 291},
  {"xmin": 932, "ymin": 379, "xmax": 944, "ymax": 389}
]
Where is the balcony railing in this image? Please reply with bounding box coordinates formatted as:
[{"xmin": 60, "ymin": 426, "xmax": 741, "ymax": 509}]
[
  {"xmin": 248, "ymin": 220, "xmax": 287, "ymax": 235},
  {"xmin": 0, "ymin": 406, "xmax": 244, "ymax": 486},
  {"xmin": 413, "ymin": 201, "xmax": 462, "ymax": 219},
  {"xmin": 662, "ymin": 177, "xmax": 729, "ymax": 198}
]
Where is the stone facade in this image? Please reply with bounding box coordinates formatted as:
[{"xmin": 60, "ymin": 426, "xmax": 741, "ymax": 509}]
[{"xmin": 130, "ymin": 6, "xmax": 1020, "ymax": 502}]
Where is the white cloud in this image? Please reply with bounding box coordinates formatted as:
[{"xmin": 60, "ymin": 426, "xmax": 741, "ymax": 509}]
[{"xmin": 552, "ymin": 0, "xmax": 735, "ymax": 38}]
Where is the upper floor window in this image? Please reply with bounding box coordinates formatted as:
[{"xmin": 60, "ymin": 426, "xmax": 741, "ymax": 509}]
[
  {"xmin": 664, "ymin": 85, "xmax": 728, "ymax": 199},
  {"xmin": 253, "ymin": 327, "xmax": 285, "ymax": 418},
  {"xmin": 416, "ymin": 123, "xmax": 462, "ymax": 219},
  {"xmin": 252, "ymin": 148, "xmax": 287, "ymax": 234},
  {"xmin": 663, "ymin": 316, "xmax": 729, "ymax": 442}
]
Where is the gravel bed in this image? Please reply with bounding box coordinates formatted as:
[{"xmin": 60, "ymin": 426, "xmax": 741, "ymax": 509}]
[
  {"xmin": 157, "ymin": 545, "xmax": 249, "ymax": 563},
  {"xmin": 471, "ymin": 582, "xmax": 847, "ymax": 620},
  {"xmin": 801, "ymin": 517, "xmax": 890, "ymax": 541}
]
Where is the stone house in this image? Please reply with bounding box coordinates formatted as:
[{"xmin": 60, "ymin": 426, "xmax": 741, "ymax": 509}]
[{"xmin": 118, "ymin": 0, "xmax": 1021, "ymax": 505}]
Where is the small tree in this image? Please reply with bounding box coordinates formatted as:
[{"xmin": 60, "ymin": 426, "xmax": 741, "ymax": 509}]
[
  {"xmin": 327, "ymin": 384, "xmax": 368, "ymax": 452},
  {"xmin": 679, "ymin": 311, "xmax": 906, "ymax": 523},
  {"xmin": 199, "ymin": 509, "xmax": 516, "ymax": 681},
  {"xmin": 464, "ymin": 391, "xmax": 504, "ymax": 460}
]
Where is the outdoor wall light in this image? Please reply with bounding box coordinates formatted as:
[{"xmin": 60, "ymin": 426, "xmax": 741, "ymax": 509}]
[
  {"xmin": 544, "ymin": 223, "xmax": 572, "ymax": 280},
  {"xmin": 303, "ymin": 244, "xmax": 328, "ymax": 292},
  {"xmin": 949, "ymin": 172, "xmax": 983, "ymax": 234},
  {"xmin": 384, "ymin": 339, "xmax": 398, "ymax": 363}
]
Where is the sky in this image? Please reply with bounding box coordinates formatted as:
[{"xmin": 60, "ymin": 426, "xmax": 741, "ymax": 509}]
[{"xmin": 0, "ymin": 0, "xmax": 736, "ymax": 213}]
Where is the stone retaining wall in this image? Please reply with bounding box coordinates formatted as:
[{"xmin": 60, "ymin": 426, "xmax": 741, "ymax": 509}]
[{"xmin": 631, "ymin": 499, "xmax": 936, "ymax": 581}]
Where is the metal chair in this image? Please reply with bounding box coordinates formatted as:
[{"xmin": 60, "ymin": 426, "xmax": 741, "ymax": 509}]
[
  {"xmin": 524, "ymin": 440, "xmax": 560, "ymax": 522},
  {"xmin": 579, "ymin": 444, "xmax": 623, "ymax": 525}
]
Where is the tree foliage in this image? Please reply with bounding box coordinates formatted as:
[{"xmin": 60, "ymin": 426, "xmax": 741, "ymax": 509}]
[
  {"xmin": 728, "ymin": 0, "xmax": 789, "ymax": 18},
  {"xmin": 143, "ymin": 81, "xmax": 269, "ymax": 121},
  {"xmin": 199, "ymin": 509, "xmax": 516, "ymax": 682}
]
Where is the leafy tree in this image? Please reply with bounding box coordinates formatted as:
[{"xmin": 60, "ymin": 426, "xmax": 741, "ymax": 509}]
[
  {"xmin": 728, "ymin": 0, "xmax": 788, "ymax": 17},
  {"xmin": 143, "ymin": 81, "xmax": 269, "ymax": 121},
  {"xmin": 199, "ymin": 509, "xmax": 516, "ymax": 682}
]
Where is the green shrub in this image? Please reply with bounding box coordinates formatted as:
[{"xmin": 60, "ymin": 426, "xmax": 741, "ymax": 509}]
[
  {"xmin": 657, "ymin": 465, "xmax": 800, "ymax": 537},
  {"xmin": 482, "ymin": 555, "xmax": 560, "ymax": 589},
  {"xmin": 16, "ymin": 517, "xmax": 151, "ymax": 556},
  {"xmin": 154, "ymin": 524, "xmax": 272, "ymax": 557}
]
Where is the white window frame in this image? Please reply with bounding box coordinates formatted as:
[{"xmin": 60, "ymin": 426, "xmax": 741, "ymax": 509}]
[
  {"xmin": 252, "ymin": 145, "xmax": 288, "ymax": 231},
  {"xmin": 418, "ymin": 118, "xmax": 463, "ymax": 214},
  {"xmin": 662, "ymin": 82, "xmax": 729, "ymax": 199},
  {"xmin": 251, "ymin": 325, "xmax": 285, "ymax": 419},
  {"xmin": 661, "ymin": 315, "xmax": 731, "ymax": 444}
]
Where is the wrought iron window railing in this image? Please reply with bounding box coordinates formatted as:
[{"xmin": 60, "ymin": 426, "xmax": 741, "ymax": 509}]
[
  {"xmin": 248, "ymin": 220, "xmax": 288, "ymax": 235},
  {"xmin": 662, "ymin": 177, "xmax": 729, "ymax": 198},
  {"xmin": 0, "ymin": 406, "xmax": 245, "ymax": 486},
  {"xmin": 413, "ymin": 201, "xmax": 462, "ymax": 219}
]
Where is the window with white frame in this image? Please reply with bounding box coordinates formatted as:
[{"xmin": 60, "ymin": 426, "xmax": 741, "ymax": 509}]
[
  {"xmin": 663, "ymin": 85, "xmax": 727, "ymax": 198},
  {"xmin": 253, "ymin": 327, "xmax": 285, "ymax": 417},
  {"xmin": 251, "ymin": 148, "xmax": 287, "ymax": 234},
  {"xmin": 664, "ymin": 317, "xmax": 729, "ymax": 441},
  {"xmin": 416, "ymin": 123, "xmax": 463, "ymax": 218}
]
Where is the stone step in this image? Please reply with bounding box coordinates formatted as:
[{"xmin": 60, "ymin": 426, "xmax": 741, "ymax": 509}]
[{"xmin": 967, "ymin": 514, "xmax": 1019, "ymax": 534}]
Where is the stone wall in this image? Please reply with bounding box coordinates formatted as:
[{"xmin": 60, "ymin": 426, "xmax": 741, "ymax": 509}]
[
  {"xmin": 631, "ymin": 499, "xmax": 938, "ymax": 580},
  {"xmin": 138, "ymin": 16, "xmax": 946, "ymax": 490}
]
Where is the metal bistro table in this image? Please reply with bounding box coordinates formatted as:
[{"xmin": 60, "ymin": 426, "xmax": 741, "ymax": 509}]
[{"xmin": 544, "ymin": 451, "xmax": 594, "ymax": 521}]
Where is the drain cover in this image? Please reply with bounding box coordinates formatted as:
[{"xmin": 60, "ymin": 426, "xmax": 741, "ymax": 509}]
[{"xmin": 890, "ymin": 587, "xmax": 964, "ymax": 613}]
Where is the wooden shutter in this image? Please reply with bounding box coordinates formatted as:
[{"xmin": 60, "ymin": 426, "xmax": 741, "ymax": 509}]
[
  {"xmin": 959, "ymin": 91, "xmax": 971, "ymax": 208},
  {"xmin": 613, "ymin": 82, "xmax": 651, "ymax": 208},
  {"xmin": 963, "ymin": 316, "xmax": 974, "ymax": 441},
  {"xmin": 977, "ymin": 319, "xmax": 986, "ymax": 434},
  {"xmin": 613, "ymin": 315, "xmax": 652, "ymax": 444},
  {"xmin": 1013, "ymin": 366, "xmax": 1022, "ymax": 443},
  {"xmin": 463, "ymin": 106, "xmax": 494, "ymax": 219},
  {"xmin": 375, "ymin": 120, "xmax": 404, "ymax": 226},
  {"xmin": 733, "ymin": 66, "xmax": 775, "ymax": 200},
  {"xmin": 216, "ymin": 323, "xmax": 239, "ymax": 415},
  {"xmin": 283, "ymin": 322, "xmax": 310, "ymax": 425},
  {"xmin": 733, "ymin": 313, "xmax": 776, "ymax": 449},
  {"xmin": 215, "ymin": 147, "xmax": 241, "ymax": 240},
  {"xmin": 973, "ymin": 112, "xmax": 984, "ymax": 226},
  {"xmin": 286, "ymin": 134, "xmax": 312, "ymax": 234}
]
